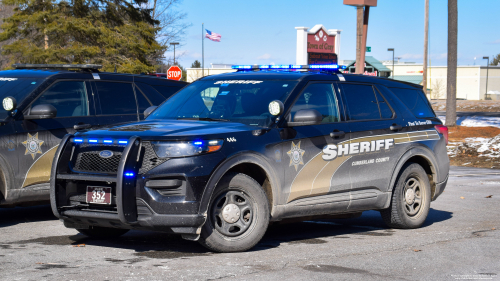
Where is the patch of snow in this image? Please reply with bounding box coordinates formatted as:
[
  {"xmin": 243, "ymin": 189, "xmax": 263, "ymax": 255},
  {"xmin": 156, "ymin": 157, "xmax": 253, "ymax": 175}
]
[{"xmin": 437, "ymin": 115, "xmax": 500, "ymax": 128}]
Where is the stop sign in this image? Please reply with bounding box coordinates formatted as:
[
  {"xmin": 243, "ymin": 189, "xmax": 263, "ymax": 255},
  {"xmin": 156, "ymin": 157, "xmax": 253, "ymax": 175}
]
[{"xmin": 167, "ymin": 66, "xmax": 182, "ymax": 80}]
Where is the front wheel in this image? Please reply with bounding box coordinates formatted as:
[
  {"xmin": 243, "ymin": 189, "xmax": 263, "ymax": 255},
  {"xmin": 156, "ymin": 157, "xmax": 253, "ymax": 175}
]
[
  {"xmin": 198, "ymin": 173, "xmax": 270, "ymax": 252},
  {"xmin": 380, "ymin": 163, "xmax": 431, "ymax": 229},
  {"xmin": 77, "ymin": 226, "xmax": 129, "ymax": 239}
]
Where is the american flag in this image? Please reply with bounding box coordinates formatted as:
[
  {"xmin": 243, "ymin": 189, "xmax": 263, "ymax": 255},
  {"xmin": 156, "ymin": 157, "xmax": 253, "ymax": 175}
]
[{"xmin": 205, "ymin": 29, "xmax": 221, "ymax": 42}]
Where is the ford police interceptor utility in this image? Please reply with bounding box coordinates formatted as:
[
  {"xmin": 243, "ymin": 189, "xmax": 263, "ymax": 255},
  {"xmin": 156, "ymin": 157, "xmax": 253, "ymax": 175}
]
[
  {"xmin": 50, "ymin": 64, "xmax": 449, "ymax": 253},
  {"xmin": 0, "ymin": 64, "xmax": 186, "ymax": 207}
]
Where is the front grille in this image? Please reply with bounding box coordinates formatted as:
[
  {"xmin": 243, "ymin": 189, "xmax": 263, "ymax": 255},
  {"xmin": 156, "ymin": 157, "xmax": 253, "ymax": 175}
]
[
  {"xmin": 71, "ymin": 142, "xmax": 167, "ymax": 175},
  {"xmin": 74, "ymin": 151, "xmax": 122, "ymax": 173}
]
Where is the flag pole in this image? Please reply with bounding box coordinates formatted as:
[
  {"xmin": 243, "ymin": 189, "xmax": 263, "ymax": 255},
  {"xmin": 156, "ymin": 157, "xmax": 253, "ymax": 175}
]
[{"xmin": 202, "ymin": 23, "xmax": 204, "ymax": 79}]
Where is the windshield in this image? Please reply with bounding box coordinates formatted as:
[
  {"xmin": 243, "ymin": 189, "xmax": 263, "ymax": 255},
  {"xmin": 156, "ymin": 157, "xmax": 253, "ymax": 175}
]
[
  {"xmin": 0, "ymin": 78, "xmax": 43, "ymax": 120},
  {"xmin": 148, "ymin": 80, "xmax": 298, "ymax": 127}
]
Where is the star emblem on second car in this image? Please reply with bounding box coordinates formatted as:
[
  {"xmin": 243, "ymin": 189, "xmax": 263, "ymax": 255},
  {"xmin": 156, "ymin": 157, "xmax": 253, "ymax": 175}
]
[
  {"xmin": 287, "ymin": 141, "xmax": 305, "ymax": 171},
  {"xmin": 22, "ymin": 132, "xmax": 44, "ymax": 159}
]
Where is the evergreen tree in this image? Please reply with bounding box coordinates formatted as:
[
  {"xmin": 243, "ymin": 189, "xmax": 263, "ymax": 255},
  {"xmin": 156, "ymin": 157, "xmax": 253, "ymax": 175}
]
[
  {"xmin": 191, "ymin": 60, "xmax": 201, "ymax": 68},
  {"xmin": 0, "ymin": 0, "xmax": 163, "ymax": 73},
  {"xmin": 491, "ymin": 54, "xmax": 500, "ymax": 66}
]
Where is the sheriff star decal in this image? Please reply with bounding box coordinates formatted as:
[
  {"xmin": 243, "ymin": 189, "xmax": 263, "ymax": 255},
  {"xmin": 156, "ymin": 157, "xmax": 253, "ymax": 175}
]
[
  {"xmin": 22, "ymin": 133, "xmax": 44, "ymax": 159},
  {"xmin": 287, "ymin": 141, "xmax": 305, "ymax": 171}
]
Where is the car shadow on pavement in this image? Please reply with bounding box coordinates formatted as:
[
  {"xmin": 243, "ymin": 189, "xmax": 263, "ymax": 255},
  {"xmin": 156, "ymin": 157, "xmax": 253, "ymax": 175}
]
[
  {"xmin": 0, "ymin": 204, "xmax": 56, "ymax": 228},
  {"xmin": 4, "ymin": 208, "xmax": 453, "ymax": 256},
  {"xmin": 253, "ymin": 208, "xmax": 453, "ymax": 251}
]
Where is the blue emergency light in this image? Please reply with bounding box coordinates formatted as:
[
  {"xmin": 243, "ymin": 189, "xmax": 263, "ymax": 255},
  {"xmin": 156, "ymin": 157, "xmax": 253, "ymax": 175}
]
[{"xmin": 71, "ymin": 138, "xmax": 129, "ymax": 145}]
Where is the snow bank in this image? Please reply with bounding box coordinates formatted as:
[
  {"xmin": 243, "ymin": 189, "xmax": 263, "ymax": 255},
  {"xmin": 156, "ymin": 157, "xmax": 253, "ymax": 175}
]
[
  {"xmin": 438, "ymin": 115, "xmax": 500, "ymax": 128},
  {"xmin": 448, "ymin": 136, "xmax": 500, "ymax": 158}
]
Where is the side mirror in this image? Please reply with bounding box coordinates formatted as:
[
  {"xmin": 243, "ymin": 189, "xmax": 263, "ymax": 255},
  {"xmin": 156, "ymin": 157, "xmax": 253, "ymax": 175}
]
[
  {"xmin": 287, "ymin": 109, "xmax": 322, "ymax": 127},
  {"xmin": 25, "ymin": 104, "xmax": 57, "ymax": 120},
  {"xmin": 144, "ymin": 106, "xmax": 158, "ymax": 118}
]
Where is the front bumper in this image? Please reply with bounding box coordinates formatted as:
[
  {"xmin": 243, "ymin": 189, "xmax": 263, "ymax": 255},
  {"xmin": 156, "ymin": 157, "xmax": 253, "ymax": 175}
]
[
  {"xmin": 61, "ymin": 201, "xmax": 206, "ymax": 234},
  {"xmin": 50, "ymin": 135, "xmax": 218, "ymax": 234}
]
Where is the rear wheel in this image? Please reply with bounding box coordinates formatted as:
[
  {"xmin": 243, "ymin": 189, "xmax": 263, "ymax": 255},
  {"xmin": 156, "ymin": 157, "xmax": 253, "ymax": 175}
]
[
  {"xmin": 198, "ymin": 173, "xmax": 270, "ymax": 253},
  {"xmin": 380, "ymin": 163, "xmax": 431, "ymax": 229},
  {"xmin": 77, "ymin": 226, "xmax": 129, "ymax": 239}
]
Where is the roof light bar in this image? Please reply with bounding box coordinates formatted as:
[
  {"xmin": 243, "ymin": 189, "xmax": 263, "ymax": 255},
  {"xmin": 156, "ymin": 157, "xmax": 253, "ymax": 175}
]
[
  {"xmin": 231, "ymin": 64, "xmax": 340, "ymax": 71},
  {"xmin": 71, "ymin": 138, "xmax": 129, "ymax": 145},
  {"xmin": 231, "ymin": 65, "xmax": 252, "ymax": 69}
]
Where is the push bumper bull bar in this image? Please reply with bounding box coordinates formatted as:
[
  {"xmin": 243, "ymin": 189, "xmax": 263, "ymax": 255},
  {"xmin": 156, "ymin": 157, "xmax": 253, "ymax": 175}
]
[{"xmin": 50, "ymin": 134, "xmax": 205, "ymax": 234}]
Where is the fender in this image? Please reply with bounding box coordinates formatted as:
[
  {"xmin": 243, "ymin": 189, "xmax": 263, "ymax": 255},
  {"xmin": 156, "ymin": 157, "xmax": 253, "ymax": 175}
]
[
  {"xmin": 0, "ymin": 152, "xmax": 16, "ymax": 204},
  {"xmin": 384, "ymin": 144, "xmax": 440, "ymax": 208},
  {"xmin": 50, "ymin": 134, "xmax": 72, "ymax": 219},
  {"xmin": 198, "ymin": 151, "xmax": 281, "ymax": 218}
]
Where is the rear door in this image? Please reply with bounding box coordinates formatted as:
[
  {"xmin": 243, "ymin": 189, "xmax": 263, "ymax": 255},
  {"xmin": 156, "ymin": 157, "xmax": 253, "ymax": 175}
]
[
  {"xmin": 14, "ymin": 80, "xmax": 97, "ymax": 189},
  {"xmin": 338, "ymin": 83, "xmax": 405, "ymax": 197},
  {"xmin": 283, "ymin": 82, "xmax": 351, "ymax": 208}
]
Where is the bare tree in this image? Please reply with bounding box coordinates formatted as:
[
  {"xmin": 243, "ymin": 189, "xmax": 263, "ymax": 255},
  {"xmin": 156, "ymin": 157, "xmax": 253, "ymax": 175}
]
[
  {"xmin": 146, "ymin": 0, "xmax": 190, "ymax": 63},
  {"xmin": 446, "ymin": 0, "xmax": 458, "ymax": 127},
  {"xmin": 431, "ymin": 79, "xmax": 445, "ymax": 99}
]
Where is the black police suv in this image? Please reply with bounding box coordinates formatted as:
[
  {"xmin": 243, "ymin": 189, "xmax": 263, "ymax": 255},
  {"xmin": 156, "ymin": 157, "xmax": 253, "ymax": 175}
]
[
  {"xmin": 0, "ymin": 64, "xmax": 187, "ymax": 207},
  {"xmin": 50, "ymin": 64, "xmax": 449, "ymax": 252}
]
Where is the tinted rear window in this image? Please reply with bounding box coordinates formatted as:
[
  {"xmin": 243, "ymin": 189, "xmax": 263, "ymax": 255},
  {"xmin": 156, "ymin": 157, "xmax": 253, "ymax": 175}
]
[
  {"xmin": 390, "ymin": 87, "xmax": 435, "ymax": 118},
  {"xmin": 95, "ymin": 82, "xmax": 137, "ymax": 115},
  {"xmin": 341, "ymin": 84, "xmax": 381, "ymax": 120}
]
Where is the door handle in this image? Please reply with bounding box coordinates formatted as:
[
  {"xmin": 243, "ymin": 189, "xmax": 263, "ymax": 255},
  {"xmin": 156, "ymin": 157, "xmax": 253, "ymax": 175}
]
[
  {"xmin": 390, "ymin": 124, "xmax": 403, "ymax": 131},
  {"xmin": 74, "ymin": 123, "xmax": 92, "ymax": 130},
  {"xmin": 330, "ymin": 130, "xmax": 345, "ymax": 138}
]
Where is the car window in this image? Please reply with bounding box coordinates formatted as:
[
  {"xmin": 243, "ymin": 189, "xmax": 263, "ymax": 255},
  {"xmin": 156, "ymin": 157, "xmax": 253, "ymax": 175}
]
[
  {"xmin": 95, "ymin": 82, "xmax": 137, "ymax": 115},
  {"xmin": 135, "ymin": 82, "xmax": 167, "ymax": 105},
  {"xmin": 342, "ymin": 84, "xmax": 380, "ymax": 121},
  {"xmin": 290, "ymin": 83, "xmax": 340, "ymax": 123},
  {"xmin": 31, "ymin": 81, "xmax": 88, "ymax": 117},
  {"xmin": 148, "ymin": 80, "xmax": 297, "ymax": 127},
  {"xmin": 151, "ymin": 85, "xmax": 182, "ymax": 99},
  {"xmin": 374, "ymin": 89, "xmax": 394, "ymax": 119},
  {"xmin": 389, "ymin": 87, "xmax": 435, "ymax": 118},
  {"xmin": 0, "ymin": 78, "xmax": 44, "ymax": 120}
]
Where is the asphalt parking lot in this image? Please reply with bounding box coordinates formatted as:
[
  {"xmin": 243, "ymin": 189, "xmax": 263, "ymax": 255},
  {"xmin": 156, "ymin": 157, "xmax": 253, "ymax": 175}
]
[{"xmin": 0, "ymin": 166, "xmax": 498, "ymax": 281}]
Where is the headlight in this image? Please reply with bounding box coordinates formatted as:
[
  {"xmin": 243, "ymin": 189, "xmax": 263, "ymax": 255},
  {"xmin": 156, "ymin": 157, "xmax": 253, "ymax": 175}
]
[{"xmin": 151, "ymin": 140, "xmax": 224, "ymax": 158}]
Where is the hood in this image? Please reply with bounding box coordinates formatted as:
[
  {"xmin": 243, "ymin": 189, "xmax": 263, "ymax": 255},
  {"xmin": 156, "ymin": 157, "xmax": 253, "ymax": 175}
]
[{"xmin": 78, "ymin": 119, "xmax": 258, "ymax": 139}]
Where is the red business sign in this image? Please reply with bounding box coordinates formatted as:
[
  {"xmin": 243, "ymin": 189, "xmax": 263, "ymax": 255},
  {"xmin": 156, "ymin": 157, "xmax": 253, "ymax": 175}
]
[
  {"xmin": 307, "ymin": 28, "xmax": 335, "ymax": 54},
  {"xmin": 167, "ymin": 66, "xmax": 182, "ymax": 80}
]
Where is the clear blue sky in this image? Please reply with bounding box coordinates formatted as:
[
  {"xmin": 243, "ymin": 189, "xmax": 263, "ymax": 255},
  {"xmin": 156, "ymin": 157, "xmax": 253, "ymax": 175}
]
[{"xmin": 169, "ymin": 0, "xmax": 500, "ymax": 68}]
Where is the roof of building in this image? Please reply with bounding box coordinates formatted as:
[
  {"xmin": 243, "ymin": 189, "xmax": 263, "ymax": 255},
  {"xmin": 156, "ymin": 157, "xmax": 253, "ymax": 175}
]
[
  {"xmin": 364, "ymin": 56, "xmax": 391, "ymax": 72},
  {"xmin": 344, "ymin": 56, "xmax": 391, "ymax": 72},
  {"xmin": 389, "ymin": 75, "xmax": 423, "ymax": 85}
]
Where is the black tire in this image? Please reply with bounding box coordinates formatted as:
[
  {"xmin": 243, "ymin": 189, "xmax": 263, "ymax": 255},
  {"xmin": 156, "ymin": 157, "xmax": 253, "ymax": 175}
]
[
  {"xmin": 77, "ymin": 226, "xmax": 129, "ymax": 239},
  {"xmin": 380, "ymin": 163, "xmax": 431, "ymax": 229},
  {"xmin": 198, "ymin": 173, "xmax": 270, "ymax": 253}
]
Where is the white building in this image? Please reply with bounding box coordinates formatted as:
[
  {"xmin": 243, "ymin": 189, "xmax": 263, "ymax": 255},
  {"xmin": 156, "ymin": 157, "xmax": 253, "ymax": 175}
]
[{"xmin": 383, "ymin": 62, "xmax": 500, "ymax": 100}]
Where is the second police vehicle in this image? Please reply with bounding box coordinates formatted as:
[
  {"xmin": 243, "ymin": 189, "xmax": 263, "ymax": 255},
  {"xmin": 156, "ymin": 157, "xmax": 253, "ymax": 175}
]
[
  {"xmin": 50, "ymin": 64, "xmax": 450, "ymax": 253},
  {"xmin": 0, "ymin": 64, "xmax": 187, "ymax": 207}
]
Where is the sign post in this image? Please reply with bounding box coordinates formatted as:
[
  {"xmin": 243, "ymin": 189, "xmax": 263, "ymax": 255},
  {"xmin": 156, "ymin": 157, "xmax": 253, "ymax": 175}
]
[{"xmin": 167, "ymin": 66, "xmax": 182, "ymax": 81}]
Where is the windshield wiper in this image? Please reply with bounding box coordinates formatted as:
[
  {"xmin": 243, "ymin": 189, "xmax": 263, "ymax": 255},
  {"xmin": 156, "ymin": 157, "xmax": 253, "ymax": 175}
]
[{"xmin": 177, "ymin": 117, "xmax": 229, "ymax": 122}]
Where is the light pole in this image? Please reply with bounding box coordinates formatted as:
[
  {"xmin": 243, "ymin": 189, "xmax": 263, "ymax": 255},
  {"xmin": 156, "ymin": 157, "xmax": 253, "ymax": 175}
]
[
  {"xmin": 388, "ymin": 48, "xmax": 394, "ymax": 79},
  {"xmin": 483, "ymin": 56, "xmax": 490, "ymax": 99},
  {"xmin": 170, "ymin": 42, "xmax": 179, "ymax": 66}
]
